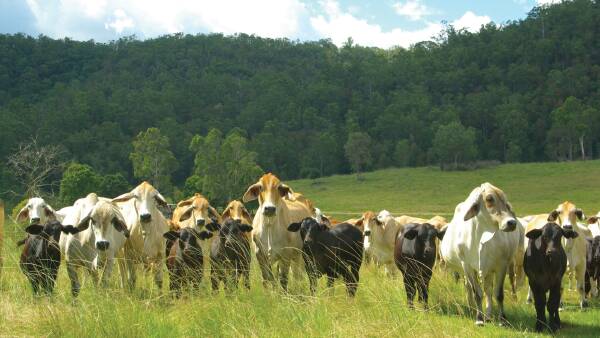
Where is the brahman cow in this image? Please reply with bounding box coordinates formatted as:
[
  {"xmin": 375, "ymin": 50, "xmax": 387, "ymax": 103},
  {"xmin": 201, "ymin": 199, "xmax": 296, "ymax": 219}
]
[
  {"xmin": 288, "ymin": 218, "xmax": 363, "ymax": 296},
  {"xmin": 20, "ymin": 221, "xmax": 78, "ymax": 295},
  {"xmin": 222, "ymin": 200, "xmax": 253, "ymax": 225},
  {"xmin": 242, "ymin": 173, "xmax": 312, "ymax": 291},
  {"xmin": 209, "ymin": 219, "xmax": 253, "ymax": 292},
  {"xmin": 16, "ymin": 197, "xmax": 59, "ymax": 225},
  {"xmin": 585, "ymin": 236, "xmax": 600, "ymax": 298},
  {"xmin": 546, "ymin": 201, "xmax": 591, "ymax": 308},
  {"xmin": 524, "ymin": 222, "xmax": 577, "ymax": 332},
  {"xmin": 358, "ymin": 210, "xmax": 403, "ymax": 275},
  {"xmin": 170, "ymin": 193, "xmax": 221, "ymax": 256},
  {"xmin": 112, "ymin": 181, "xmax": 170, "ymax": 290},
  {"xmin": 395, "ymin": 222, "xmax": 446, "ymax": 309},
  {"xmin": 441, "ymin": 182, "xmax": 520, "ymax": 326}
]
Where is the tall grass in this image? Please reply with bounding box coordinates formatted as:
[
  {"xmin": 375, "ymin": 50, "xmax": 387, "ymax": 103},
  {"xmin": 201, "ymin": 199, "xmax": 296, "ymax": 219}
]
[{"xmin": 1, "ymin": 161, "xmax": 600, "ymax": 337}]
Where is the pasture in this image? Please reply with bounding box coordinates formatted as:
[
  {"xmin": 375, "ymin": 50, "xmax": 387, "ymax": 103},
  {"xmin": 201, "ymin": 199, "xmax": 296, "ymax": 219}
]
[{"xmin": 1, "ymin": 161, "xmax": 600, "ymax": 337}]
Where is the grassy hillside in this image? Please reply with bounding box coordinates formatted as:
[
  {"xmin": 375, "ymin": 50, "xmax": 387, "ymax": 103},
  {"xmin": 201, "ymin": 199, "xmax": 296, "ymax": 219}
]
[{"xmin": 1, "ymin": 161, "xmax": 600, "ymax": 337}]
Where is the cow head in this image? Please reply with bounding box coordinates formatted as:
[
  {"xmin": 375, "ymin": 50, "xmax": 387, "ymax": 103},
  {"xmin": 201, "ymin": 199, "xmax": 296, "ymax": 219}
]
[
  {"xmin": 176, "ymin": 194, "xmax": 221, "ymax": 228},
  {"xmin": 463, "ymin": 182, "xmax": 517, "ymax": 232},
  {"xmin": 163, "ymin": 227, "xmax": 212, "ymax": 257},
  {"xmin": 112, "ymin": 181, "xmax": 167, "ymax": 224},
  {"xmin": 25, "ymin": 220, "xmax": 80, "ymax": 242},
  {"xmin": 526, "ymin": 222, "xmax": 578, "ymax": 258},
  {"xmin": 547, "ymin": 201, "xmax": 584, "ymax": 231},
  {"xmin": 222, "ymin": 200, "xmax": 252, "ymax": 224},
  {"xmin": 356, "ymin": 211, "xmax": 382, "ymax": 238},
  {"xmin": 210, "ymin": 219, "xmax": 252, "ymax": 252},
  {"xmin": 75, "ymin": 201, "xmax": 130, "ymax": 251},
  {"xmin": 403, "ymin": 223, "xmax": 446, "ymax": 259},
  {"xmin": 243, "ymin": 173, "xmax": 291, "ymax": 218},
  {"xmin": 17, "ymin": 197, "xmax": 57, "ymax": 225},
  {"xmin": 288, "ymin": 217, "xmax": 327, "ymax": 245}
]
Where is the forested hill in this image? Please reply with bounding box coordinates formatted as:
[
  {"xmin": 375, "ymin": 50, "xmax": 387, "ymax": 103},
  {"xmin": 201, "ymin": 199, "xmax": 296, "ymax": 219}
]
[{"xmin": 1, "ymin": 0, "xmax": 599, "ymax": 205}]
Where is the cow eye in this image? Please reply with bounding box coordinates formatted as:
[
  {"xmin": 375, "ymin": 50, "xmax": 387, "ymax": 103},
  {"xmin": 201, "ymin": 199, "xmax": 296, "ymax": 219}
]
[{"xmin": 485, "ymin": 195, "xmax": 494, "ymax": 203}]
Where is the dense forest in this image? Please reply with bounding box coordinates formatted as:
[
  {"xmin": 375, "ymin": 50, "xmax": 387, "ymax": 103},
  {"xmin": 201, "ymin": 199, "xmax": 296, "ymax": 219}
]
[{"xmin": 1, "ymin": 0, "xmax": 600, "ymax": 207}]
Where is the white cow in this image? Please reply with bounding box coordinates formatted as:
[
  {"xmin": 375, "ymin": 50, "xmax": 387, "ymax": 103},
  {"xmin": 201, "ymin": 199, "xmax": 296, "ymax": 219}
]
[
  {"xmin": 357, "ymin": 210, "xmax": 403, "ymax": 275},
  {"xmin": 16, "ymin": 197, "xmax": 59, "ymax": 225},
  {"xmin": 60, "ymin": 193, "xmax": 130, "ymax": 296},
  {"xmin": 243, "ymin": 173, "xmax": 312, "ymax": 291},
  {"xmin": 441, "ymin": 182, "xmax": 520, "ymax": 326},
  {"xmin": 112, "ymin": 182, "xmax": 170, "ymax": 290}
]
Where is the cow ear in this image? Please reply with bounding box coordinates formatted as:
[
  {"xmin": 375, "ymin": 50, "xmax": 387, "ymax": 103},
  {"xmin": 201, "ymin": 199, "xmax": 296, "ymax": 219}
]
[
  {"xmin": 163, "ymin": 231, "xmax": 180, "ymax": 241},
  {"xmin": 562, "ymin": 229, "xmax": 579, "ymax": 239},
  {"xmin": 76, "ymin": 213, "xmax": 92, "ymax": 230},
  {"xmin": 112, "ymin": 217, "xmax": 130, "ymax": 238},
  {"xmin": 198, "ymin": 231, "xmax": 213, "ymax": 240},
  {"xmin": 575, "ymin": 208, "xmax": 584, "ymax": 221},
  {"xmin": 209, "ymin": 206, "xmax": 221, "ymax": 222},
  {"xmin": 587, "ymin": 216, "xmax": 598, "ymax": 225},
  {"xmin": 548, "ymin": 210, "xmax": 559, "ymax": 222},
  {"xmin": 242, "ymin": 183, "xmax": 261, "ymax": 203},
  {"xmin": 464, "ymin": 201, "xmax": 480, "ymax": 221},
  {"xmin": 25, "ymin": 224, "xmax": 44, "ymax": 235},
  {"xmin": 355, "ymin": 217, "xmax": 364, "ymax": 228},
  {"xmin": 44, "ymin": 205, "xmax": 56, "ymax": 218},
  {"xmin": 404, "ymin": 228, "xmax": 418, "ymax": 240},
  {"xmin": 239, "ymin": 224, "xmax": 253, "ymax": 233},
  {"xmin": 178, "ymin": 206, "xmax": 194, "ymax": 222},
  {"xmin": 205, "ymin": 222, "xmax": 221, "ymax": 232},
  {"xmin": 221, "ymin": 206, "xmax": 231, "ymax": 220},
  {"xmin": 526, "ymin": 229, "xmax": 543, "ymax": 239},
  {"xmin": 321, "ymin": 215, "xmax": 330, "ymax": 225},
  {"xmin": 436, "ymin": 228, "xmax": 446, "ymax": 240},
  {"xmin": 278, "ymin": 184, "xmax": 291, "ymax": 197},
  {"xmin": 60, "ymin": 225, "xmax": 81, "ymax": 235},
  {"xmin": 177, "ymin": 197, "xmax": 194, "ymax": 208},
  {"xmin": 287, "ymin": 222, "xmax": 301, "ymax": 232},
  {"xmin": 242, "ymin": 207, "xmax": 252, "ymax": 222},
  {"xmin": 17, "ymin": 206, "xmax": 29, "ymax": 222},
  {"xmin": 154, "ymin": 193, "xmax": 168, "ymax": 207},
  {"xmin": 112, "ymin": 192, "xmax": 135, "ymax": 203}
]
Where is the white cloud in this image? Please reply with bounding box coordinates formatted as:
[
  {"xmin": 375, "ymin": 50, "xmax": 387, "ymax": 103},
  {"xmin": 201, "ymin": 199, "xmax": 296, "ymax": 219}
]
[
  {"xmin": 310, "ymin": 0, "xmax": 442, "ymax": 49},
  {"xmin": 451, "ymin": 11, "xmax": 491, "ymax": 33},
  {"xmin": 25, "ymin": 0, "xmax": 306, "ymax": 40},
  {"xmin": 393, "ymin": 0, "xmax": 432, "ymax": 21},
  {"xmin": 536, "ymin": 0, "xmax": 563, "ymax": 5}
]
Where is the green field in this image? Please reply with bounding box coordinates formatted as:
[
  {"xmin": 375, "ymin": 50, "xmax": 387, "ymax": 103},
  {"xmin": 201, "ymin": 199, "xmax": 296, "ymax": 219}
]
[{"xmin": 1, "ymin": 161, "xmax": 600, "ymax": 337}]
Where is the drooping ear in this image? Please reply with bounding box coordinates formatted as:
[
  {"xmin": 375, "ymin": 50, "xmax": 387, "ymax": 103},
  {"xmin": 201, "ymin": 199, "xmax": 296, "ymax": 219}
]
[
  {"xmin": 587, "ymin": 216, "xmax": 599, "ymax": 225},
  {"xmin": 208, "ymin": 206, "xmax": 221, "ymax": 221},
  {"xmin": 163, "ymin": 231, "xmax": 180, "ymax": 241},
  {"xmin": 154, "ymin": 192, "xmax": 168, "ymax": 207},
  {"xmin": 436, "ymin": 228, "xmax": 447, "ymax": 240},
  {"xmin": 575, "ymin": 208, "xmax": 584, "ymax": 221},
  {"xmin": 547, "ymin": 210, "xmax": 560, "ymax": 222},
  {"xmin": 205, "ymin": 222, "xmax": 221, "ymax": 232},
  {"xmin": 287, "ymin": 222, "xmax": 301, "ymax": 232},
  {"xmin": 562, "ymin": 229, "xmax": 579, "ymax": 239},
  {"xmin": 177, "ymin": 198, "xmax": 194, "ymax": 208},
  {"xmin": 76, "ymin": 213, "xmax": 92, "ymax": 231},
  {"xmin": 112, "ymin": 217, "xmax": 130, "ymax": 238},
  {"xmin": 198, "ymin": 230, "xmax": 213, "ymax": 240},
  {"xmin": 60, "ymin": 225, "xmax": 82, "ymax": 235},
  {"xmin": 242, "ymin": 183, "xmax": 261, "ymax": 203},
  {"xmin": 112, "ymin": 192, "xmax": 135, "ymax": 203},
  {"xmin": 17, "ymin": 206, "xmax": 29, "ymax": 222},
  {"xmin": 278, "ymin": 184, "xmax": 291, "ymax": 197},
  {"xmin": 239, "ymin": 224, "xmax": 253, "ymax": 233},
  {"xmin": 355, "ymin": 217, "xmax": 364, "ymax": 228},
  {"xmin": 403, "ymin": 228, "xmax": 419, "ymax": 240},
  {"xmin": 221, "ymin": 205, "xmax": 231, "ymax": 220},
  {"xmin": 526, "ymin": 229, "xmax": 543, "ymax": 239},
  {"xmin": 178, "ymin": 206, "xmax": 195, "ymax": 222},
  {"xmin": 242, "ymin": 207, "xmax": 252, "ymax": 222},
  {"xmin": 464, "ymin": 200, "xmax": 480, "ymax": 221},
  {"xmin": 44, "ymin": 205, "xmax": 56, "ymax": 218},
  {"xmin": 25, "ymin": 224, "xmax": 44, "ymax": 235},
  {"xmin": 321, "ymin": 215, "xmax": 331, "ymax": 225}
]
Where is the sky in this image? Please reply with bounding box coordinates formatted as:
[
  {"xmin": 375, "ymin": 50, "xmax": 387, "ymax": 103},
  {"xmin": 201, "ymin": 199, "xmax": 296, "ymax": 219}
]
[{"xmin": 0, "ymin": 0, "xmax": 562, "ymax": 49}]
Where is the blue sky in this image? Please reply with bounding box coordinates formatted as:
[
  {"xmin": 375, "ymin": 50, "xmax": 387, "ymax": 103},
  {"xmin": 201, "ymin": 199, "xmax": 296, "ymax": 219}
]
[{"xmin": 0, "ymin": 0, "xmax": 561, "ymax": 48}]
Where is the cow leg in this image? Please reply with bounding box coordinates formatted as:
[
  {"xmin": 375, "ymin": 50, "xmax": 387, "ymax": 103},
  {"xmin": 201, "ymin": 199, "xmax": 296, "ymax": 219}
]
[
  {"xmin": 548, "ymin": 284, "xmax": 561, "ymax": 332},
  {"xmin": 482, "ymin": 272, "xmax": 494, "ymax": 322},
  {"xmin": 464, "ymin": 268, "xmax": 484, "ymax": 325},
  {"xmin": 100, "ymin": 255, "xmax": 116, "ymax": 288},
  {"xmin": 348, "ymin": 260, "xmax": 361, "ymax": 297},
  {"xmin": 508, "ymin": 263, "xmax": 517, "ymax": 296},
  {"xmin": 278, "ymin": 262, "xmax": 290, "ymax": 292},
  {"xmin": 404, "ymin": 273, "xmax": 416, "ymax": 309},
  {"xmin": 256, "ymin": 249, "xmax": 274, "ymax": 288},
  {"xmin": 532, "ymin": 286, "xmax": 547, "ymax": 332},
  {"xmin": 153, "ymin": 261, "xmax": 164, "ymax": 291},
  {"xmin": 576, "ymin": 265, "xmax": 587, "ymax": 308},
  {"xmin": 417, "ymin": 270, "xmax": 432, "ymax": 310},
  {"xmin": 494, "ymin": 266, "xmax": 508, "ymax": 324},
  {"xmin": 67, "ymin": 262, "xmax": 81, "ymax": 297},
  {"xmin": 384, "ymin": 262, "xmax": 397, "ymax": 277},
  {"xmin": 527, "ymin": 287, "xmax": 533, "ymax": 304}
]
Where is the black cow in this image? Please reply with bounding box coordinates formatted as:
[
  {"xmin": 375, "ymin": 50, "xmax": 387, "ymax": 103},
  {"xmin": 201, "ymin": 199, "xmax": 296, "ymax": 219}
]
[
  {"xmin": 524, "ymin": 222, "xmax": 578, "ymax": 332},
  {"xmin": 19, "ymin": 221, "xmax": 79, "ymax": 295},
  {"xmin": 394, "ymin": 222, "xmax": 445, "ymax": 309},
  {"xmin": 287, "ymin": 218, "xmax": 363, "ymax": 296},
  {"xmin": 163, "ymin": 227, "xmax": 212, "ymax": 297},
  {"xmin": 585, "ymin": 236, "xmax": 600, "ymax": 297},
  {"xmin": 208, "ymin": 219, "xmax": 253, "ymax": 292}
]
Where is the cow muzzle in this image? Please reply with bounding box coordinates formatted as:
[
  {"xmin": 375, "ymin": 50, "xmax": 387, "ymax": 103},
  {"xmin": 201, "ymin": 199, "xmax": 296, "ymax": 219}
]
[
  {"xmin": 96, "ymin": 241, "xmax": 110, "ymax": 251},
  {"xmin": 500, "ymin": 218, "xmax": 517, "ymax": 232},
  {"xmin": 140, "ymin": 213, "xmax": 152, "ymax": 223},
  {"xmin": 364, "ymin": 230, "xmax": 371, "ymax": 237},
  {"xmin": 263, "ymin": 206, "xmax": 276, "ymax": 217},
  {"xmin": 196, "ymin": 219, "xmax": 205, "ymax": 227},
  {"xmin": 30, "ymin": 217, "xmax": 41, "ymax": 225}
]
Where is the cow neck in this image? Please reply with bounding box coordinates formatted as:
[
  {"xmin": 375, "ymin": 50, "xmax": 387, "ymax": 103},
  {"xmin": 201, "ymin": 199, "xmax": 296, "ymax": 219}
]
[
  {"xmin": 257, "ymin": 202, "xmax": 290, "ymax": 256},
  {"xmin": 472, "ymin": 211, "xmax": 498, "ymax": 244}
]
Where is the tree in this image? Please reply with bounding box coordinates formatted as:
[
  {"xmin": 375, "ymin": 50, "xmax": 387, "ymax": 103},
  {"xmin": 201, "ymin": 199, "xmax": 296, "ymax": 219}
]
[
  {"xmin": 59, "ymin": 163, "xmax": 101, "ymax": 205},
  {"xmin": 98, "ymin": 173, "xmax": 130, "ymax": 198},
  {"xmin": 7, "ymin": 138, "xmax": 66, "ymax": 197},
  {"xmin": 394, "ymin": 139, "xmax": 411, "ymax": 167},
  {"xmin": 344, "ymin": 132, "xmax": 372, "ymax": 178},
  {"xmin": 189, "ymin": 128, "xmax": 262, "ymax": 206},
  {"xmin": 431, "ymin": 121, "xmax": 478, "ymax": 170},
  {"xmin": 129, "ymin": 128, "xmax": 178, "ymax": 191},
  {"xmin": 548, "ymin": 96, "xmax": 597, "ymax": 160}
]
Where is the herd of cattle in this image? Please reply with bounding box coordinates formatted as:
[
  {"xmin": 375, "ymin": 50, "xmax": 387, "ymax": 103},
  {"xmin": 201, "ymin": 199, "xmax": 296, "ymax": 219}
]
[{"xmin": 5, "ymin": 173, "xmax": 600, "ymax": 332}]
